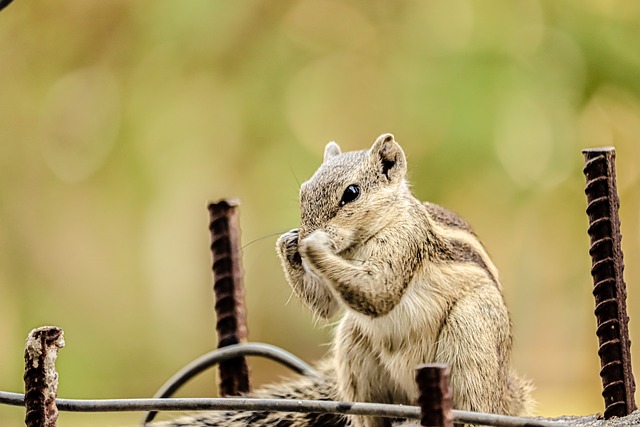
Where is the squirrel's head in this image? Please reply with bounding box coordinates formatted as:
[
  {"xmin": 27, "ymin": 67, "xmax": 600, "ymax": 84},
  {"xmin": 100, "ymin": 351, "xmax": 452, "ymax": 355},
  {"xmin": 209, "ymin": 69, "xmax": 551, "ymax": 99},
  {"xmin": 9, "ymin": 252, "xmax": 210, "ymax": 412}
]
[{"xmin": 298, "ymin": 133, "xmax": 409, "ymax": 252}]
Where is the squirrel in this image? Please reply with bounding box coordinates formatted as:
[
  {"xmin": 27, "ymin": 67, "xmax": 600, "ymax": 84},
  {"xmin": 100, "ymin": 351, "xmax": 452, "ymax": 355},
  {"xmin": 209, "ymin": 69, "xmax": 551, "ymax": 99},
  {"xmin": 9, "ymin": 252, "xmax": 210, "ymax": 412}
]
[{"xmin": 155, "ymin": 134, "xmax": 534, "ymax": 427}]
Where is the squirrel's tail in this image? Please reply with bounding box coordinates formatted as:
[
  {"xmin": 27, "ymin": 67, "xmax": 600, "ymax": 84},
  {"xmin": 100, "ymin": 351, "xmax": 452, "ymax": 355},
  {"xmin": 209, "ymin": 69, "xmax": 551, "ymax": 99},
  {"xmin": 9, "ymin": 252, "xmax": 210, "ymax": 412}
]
[{"xmin": 152, "ymin": 359, "xmax": 347, "ymax": 427}]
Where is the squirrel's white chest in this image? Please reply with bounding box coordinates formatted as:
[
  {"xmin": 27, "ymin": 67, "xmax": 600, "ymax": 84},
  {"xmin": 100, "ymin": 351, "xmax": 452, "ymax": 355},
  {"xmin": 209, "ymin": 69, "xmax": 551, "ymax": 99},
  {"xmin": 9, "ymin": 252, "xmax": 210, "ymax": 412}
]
[{"xmin": 340, "ymin": 273, "xmax": 448, "ymax": 402}]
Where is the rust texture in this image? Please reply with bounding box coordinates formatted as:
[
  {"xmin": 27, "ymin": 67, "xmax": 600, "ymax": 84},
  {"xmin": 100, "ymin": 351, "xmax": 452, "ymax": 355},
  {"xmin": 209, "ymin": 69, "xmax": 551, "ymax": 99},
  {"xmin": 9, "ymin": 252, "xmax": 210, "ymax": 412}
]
[
  {"xmin": 24, "ymin": 326, "xmax": 65, "ymax": 427},
  {"xmin": 583, "ymin": 147, "xmax": 636, "ymax": 418},
  {"xmin": 208, "ymin": 199, "xmax": 250, "ymax": 396},
  {"xmin": 415, "ymin": 363, "xmax": 454, "ymax": 427}
]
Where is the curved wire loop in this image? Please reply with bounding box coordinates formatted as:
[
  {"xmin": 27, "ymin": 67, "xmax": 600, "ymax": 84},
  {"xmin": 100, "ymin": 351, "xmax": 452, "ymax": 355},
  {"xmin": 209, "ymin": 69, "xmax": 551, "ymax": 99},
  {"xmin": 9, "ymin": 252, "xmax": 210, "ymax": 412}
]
[{"xmin": 142, "ymin": 342, "xmax": 320, "ymax": 424}]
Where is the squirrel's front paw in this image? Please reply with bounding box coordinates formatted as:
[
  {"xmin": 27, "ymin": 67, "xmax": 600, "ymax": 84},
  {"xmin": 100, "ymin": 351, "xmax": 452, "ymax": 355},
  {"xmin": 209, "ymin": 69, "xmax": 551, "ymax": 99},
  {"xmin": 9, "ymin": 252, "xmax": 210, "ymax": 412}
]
[
  {"xmin": 299, "ymin": 230, "xmax": 336, "ymax": 259},
  {"xmin": 276, "ymin": 229, "xmax": 302, "ymax": 266}
]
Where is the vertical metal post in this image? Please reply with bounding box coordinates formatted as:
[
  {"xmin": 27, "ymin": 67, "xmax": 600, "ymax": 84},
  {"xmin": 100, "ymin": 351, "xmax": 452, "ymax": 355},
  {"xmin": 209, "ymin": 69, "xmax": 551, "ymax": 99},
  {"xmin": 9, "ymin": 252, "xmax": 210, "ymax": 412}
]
[
  {"xmin": 583, "ymin": 147, "xmax": 636, "ymax": 418},
  {"xmin": 208, "ymin": 199, "xmax": 250, "ymax": 396},
  {"xmin": 24, "ymin": 326, "xmax": 65, "ymax": 427},
  {"xmin": 415, "ymin": 363, "xmax": 454, "ymax": 427}
]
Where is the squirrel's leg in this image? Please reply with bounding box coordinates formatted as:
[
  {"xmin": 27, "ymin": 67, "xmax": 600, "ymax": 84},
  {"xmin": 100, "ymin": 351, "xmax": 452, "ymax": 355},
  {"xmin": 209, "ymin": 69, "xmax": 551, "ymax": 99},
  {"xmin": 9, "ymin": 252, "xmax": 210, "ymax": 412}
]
[
  {"xmin": 334, "ymin": 319, "xmax": 394, "ymax": 427},
  {"xmin": 276, "ymin": 229, "xmax": 340, "ymax": 319},
  {"xmin": 434, "ymin": 289, "xmax": 511, "ymax": 415},
  {"xmin": 300, "ymin": 230, "xmax": 414, "ymax": 317}
]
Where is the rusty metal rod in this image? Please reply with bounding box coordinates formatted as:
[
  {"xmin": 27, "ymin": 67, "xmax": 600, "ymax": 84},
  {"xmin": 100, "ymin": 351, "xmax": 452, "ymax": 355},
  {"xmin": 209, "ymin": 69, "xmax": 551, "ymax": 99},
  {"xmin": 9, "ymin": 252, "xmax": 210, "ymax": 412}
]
[
  {"xmin": 416, "ymin": 363, "xmax": 454, "ymax": 427},
  {"xmin": 23, "ymin": 326, "xmax": 65, "ymax": 427},
  {"xmin": 582, "ymin": 147, "xmax": 636, "ymax": 418},
  {"xmin": 208, "ymin": 199, "xmax": 250, "ymax": 397}
]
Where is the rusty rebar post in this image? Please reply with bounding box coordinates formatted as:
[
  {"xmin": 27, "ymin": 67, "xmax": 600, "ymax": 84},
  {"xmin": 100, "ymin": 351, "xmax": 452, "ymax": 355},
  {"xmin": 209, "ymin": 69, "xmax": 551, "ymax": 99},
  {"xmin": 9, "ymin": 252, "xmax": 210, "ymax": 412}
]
[
  {"xmin": 416, "ymin": 363, "xmax": 454, "ymax": 427},
  {"xmin": 583, "ymin": 147, "xmax": 636, "ymax": 418},
  {"xmin": 24, "ymin": 326, "xmax": 65, "ymax": 427},
  {"xmin": 208, "ymin": 199, "xmax": 250, "ymax": 396}
]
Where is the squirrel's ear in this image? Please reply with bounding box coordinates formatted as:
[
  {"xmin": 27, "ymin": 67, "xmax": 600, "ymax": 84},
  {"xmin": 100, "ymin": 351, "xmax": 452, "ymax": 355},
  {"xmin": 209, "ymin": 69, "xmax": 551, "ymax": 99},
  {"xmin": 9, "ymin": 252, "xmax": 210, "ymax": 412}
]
[
  {"xmin": 324, "ymin": 141, "xmax": 341, "ymax": 162},
  {"xmin": 369, "ymin": 133, "xmax": 406, "ymax": 183}
]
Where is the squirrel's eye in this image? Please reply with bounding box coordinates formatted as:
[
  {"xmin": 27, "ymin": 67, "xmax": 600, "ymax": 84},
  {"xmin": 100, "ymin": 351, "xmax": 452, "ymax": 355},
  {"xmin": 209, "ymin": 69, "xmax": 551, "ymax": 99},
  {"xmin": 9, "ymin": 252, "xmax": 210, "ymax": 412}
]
[{"xmin": 339, "ymin": 184, "xmax": 360, "ymax": 207}]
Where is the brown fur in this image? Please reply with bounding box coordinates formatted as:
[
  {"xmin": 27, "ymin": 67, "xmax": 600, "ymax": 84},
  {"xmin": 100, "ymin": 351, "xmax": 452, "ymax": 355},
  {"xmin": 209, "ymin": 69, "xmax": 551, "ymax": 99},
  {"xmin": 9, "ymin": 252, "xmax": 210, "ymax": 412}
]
[
  {"xmin": 156, "ymin": 134, "xmax": 533, "ymax": 427},
  {"xmin": 278, "ymin": 134, "xmax": 533, "ymax": 427}
]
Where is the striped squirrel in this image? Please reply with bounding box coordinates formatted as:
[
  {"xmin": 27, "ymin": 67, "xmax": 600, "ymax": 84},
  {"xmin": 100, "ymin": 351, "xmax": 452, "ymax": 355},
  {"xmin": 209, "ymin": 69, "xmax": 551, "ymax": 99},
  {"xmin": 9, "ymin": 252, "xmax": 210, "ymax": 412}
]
[{"xmin": 157, "ymin": 134, "xmax": 533, "ymax": 427}]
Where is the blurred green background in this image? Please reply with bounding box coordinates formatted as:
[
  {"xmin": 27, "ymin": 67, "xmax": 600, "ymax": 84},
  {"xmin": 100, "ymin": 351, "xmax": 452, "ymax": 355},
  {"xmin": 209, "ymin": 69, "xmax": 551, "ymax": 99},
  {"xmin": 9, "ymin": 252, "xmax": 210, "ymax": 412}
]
[{"xmin": 1, "ymin": 1, "xmax": 640, "ymax": 425}]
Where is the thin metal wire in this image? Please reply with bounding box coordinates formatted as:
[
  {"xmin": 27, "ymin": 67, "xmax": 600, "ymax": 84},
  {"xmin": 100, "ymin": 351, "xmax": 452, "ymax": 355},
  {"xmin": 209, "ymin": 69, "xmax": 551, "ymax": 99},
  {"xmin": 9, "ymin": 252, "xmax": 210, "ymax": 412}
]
[
  {"xmin": 0, "ymin": 341, "xmax": 570, "ymax": 427},
  {"xmin": 0, "ymin": 391, "xmax": 24, "ymax": 406},
  {"xmin": 0, "ymin": 392, "xmax": 567, "ymax": 427},
  {"xmin": 143, "ymin": 342, "xmax": 320, "ymax": 423}
]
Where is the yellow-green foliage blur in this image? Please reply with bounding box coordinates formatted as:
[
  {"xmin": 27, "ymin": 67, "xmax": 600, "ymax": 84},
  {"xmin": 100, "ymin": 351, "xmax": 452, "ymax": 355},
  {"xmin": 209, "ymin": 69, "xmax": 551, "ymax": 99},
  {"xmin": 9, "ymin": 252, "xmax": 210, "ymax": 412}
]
[{"xmin": 1, "ymin": 1, "xmax": 640, "ymax": 426}]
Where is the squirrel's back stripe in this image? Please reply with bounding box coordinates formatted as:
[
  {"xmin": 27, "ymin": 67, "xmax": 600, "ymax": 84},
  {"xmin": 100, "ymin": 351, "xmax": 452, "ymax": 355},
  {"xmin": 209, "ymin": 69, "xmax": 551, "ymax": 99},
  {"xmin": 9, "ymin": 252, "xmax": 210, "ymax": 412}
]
[
  {"xmin": 424, "ymin": 203, "xmax": 500, "ymax": 287},
  {"xmin": 424, "ymin": 202, "xmax": 475, "ymax": 234}
]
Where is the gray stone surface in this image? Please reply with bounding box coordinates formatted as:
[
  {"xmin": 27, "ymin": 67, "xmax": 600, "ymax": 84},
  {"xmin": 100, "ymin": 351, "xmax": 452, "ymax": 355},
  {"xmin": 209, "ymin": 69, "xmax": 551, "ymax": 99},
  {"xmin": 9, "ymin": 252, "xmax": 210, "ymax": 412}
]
[{"xmin": 394, "ymin": 411, "xmax": 640, "ymax": 426}]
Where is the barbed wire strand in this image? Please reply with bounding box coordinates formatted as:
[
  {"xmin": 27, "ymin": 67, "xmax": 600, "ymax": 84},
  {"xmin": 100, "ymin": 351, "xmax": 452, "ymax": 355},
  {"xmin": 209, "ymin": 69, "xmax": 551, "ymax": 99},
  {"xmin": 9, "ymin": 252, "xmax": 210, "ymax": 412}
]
[{"xmin": 143, "ymin": 342, "xmax": 320, "ymax": 423}]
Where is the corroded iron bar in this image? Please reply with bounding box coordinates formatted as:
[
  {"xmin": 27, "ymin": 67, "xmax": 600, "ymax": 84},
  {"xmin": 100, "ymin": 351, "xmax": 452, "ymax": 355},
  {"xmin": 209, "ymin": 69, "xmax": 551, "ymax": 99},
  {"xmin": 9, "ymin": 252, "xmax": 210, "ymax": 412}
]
[
  {"xmin": 24, "ymin": 326, "xmax": 65, "ymax": 427},
  {"xmin": 416, "ymin": 363, "xmax": 454, "ymax": 427},
  {"xmin": 208, "ymin": 199, "xmax": 250, "ymax": 396},
  {"xmin": 583, "ymin": 147, "xmax": 636, "ymax": 418}
]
